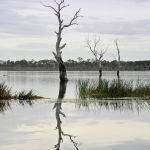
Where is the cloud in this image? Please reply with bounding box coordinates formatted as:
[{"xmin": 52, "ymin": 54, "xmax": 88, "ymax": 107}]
[
  {"xmin": 0, "ymin": 0, "xmax": 150, "ymax": 60},
  {"xmin": 0, "ymin": 0, "xmax": 56, "ymax": 37},
  {"xmin": 124, "ymin": 0, "xmax": 149, "ymax": 2},
  {"xmin": 77, "ymin": 19, "xmax": 150, "ymax": 35}
]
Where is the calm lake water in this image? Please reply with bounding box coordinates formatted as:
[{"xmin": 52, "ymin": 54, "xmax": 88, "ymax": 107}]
[{"xmin": 0, "ymin": 71, "xmax": 150, "ymax": 150}]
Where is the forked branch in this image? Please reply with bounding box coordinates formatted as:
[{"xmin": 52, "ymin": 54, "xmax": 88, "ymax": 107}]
[
  {"xmin": 42, "ymin": 0, "xmax": 81, "ymax": 58},
  {"xmin": 62, "ymin": 8, "xmax": 82, "ymax": 29},
  {"xmin": 86, "ymin": 36, "xmax": 106, "ymax": 62}
]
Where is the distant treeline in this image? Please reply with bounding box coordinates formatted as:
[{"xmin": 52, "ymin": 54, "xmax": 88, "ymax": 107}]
[{"xmin": 0, "ymin": 59, "xmax": 150, "ymax": 71}]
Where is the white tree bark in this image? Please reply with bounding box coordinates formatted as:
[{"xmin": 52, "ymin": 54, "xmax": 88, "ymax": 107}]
[
  {"xmin": 115, "ymin": 39, "xmax": 121, "ymax": 79},
  {"xmin": 43, "ymin": 0, "xmax": 81, "ymax": 81}
]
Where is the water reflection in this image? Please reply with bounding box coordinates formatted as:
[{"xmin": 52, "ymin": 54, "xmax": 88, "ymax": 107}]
[
  {"xmin": 0, "ymin": 100, "xmax": 11, "ymax": 113},
  {"xmin": 0, "ymin": 99, "xmax": 34, "ymax": 113},
  {"xmin": 53, "ymin": 81, "xmax": 79, "ymax": 150},
  {"xmin": 18, "ymin": 99, "xmax": 34, "ymax": 107},
  {"xmin": 76, "ymin": 99, "xmax": 150, "ymax": 113}
]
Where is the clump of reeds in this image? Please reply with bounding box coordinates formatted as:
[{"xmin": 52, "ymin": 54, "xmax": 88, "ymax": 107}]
[
  {"xmin": 0, "ymin": 82, "xmax": 42, "ymax": 100},
  {"xmin": 78, "ymin": 79, "xmax": 150, "ymax": 99},
  {"xmin": 18, "ymin": 90, "xmax": 42, "ymax": 100},
  {"xmin": 0, "ymin": 83, "xmax": 12, "ymax": 100}
]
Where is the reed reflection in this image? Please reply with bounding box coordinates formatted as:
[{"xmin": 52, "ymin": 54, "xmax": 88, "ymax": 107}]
[
  {"xmin": 0, "ymin": 100, "xmax": 11, "ymax": 113},
  {"xmin": 76, "ymin": 98, "xmax": 150, "ymax": 113},
  {"xmin": 0, "ymin": 99, "xmax": 34, "ymax": 114},
  {"xmin": 53, "ymin": 80, "xmax": 79, "ymax": 150}
]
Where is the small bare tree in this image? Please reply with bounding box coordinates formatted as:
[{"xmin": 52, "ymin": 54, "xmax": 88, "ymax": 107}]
[
  {"xmin": 43, "ymin": 0, "xmax": 81, "ymax": 81},
  {"xmin": 114, "ymin": 39, "xmax": 121, "ymax": 79},
  {"xmin": 86, "ymin": 36, "xmax": 106, "ymax": 79}
]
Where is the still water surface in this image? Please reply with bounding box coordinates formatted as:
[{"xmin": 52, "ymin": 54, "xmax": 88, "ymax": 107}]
[{"xmin": 0, "ymin": 71, "xmax": 150, "ymax": 150}]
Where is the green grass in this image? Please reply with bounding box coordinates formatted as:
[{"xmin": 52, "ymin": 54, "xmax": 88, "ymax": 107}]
[
  {"xmin": 0, "ymin": 82, "xmax": 42, "ymax": 100},
  {"xmin": 78, "ymin": 79, "xmax": 150, "ymax": 99}
]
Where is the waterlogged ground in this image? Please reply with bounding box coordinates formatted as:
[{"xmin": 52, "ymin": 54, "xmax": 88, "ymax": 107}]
[{"xmin": 0, "ymin": 71, "xmax": 150, "ymax": 150}]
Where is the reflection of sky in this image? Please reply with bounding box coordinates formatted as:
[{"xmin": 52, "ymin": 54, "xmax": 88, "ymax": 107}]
[
  {"xmin": 0, "ymin": 71, "xmax": 150, "ymax": 99},
  {"xmin": 0, "ymin": 101, "xmax": 150, "ymax": 150}
]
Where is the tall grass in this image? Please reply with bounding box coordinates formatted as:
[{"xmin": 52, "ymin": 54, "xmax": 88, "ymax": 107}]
[
  {"xmin": 0, "ymin": 82, "xmax": 42, "ymax": 100},
  {"xmin": 0, "ymin": 83, "xmax": 12, "ymax": 100},
  {"xmin": 18, "ymin": 90, "xmax": 42, "ymax": 100},
  {"xmin": 78, "ymin": 79, "xmax": 150, "ymax": 99}
]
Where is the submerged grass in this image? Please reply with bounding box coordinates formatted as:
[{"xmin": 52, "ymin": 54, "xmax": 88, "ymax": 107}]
[
  {"xmin": 0, "ymin": 82, "xmax": 42, "ymax": 100},
  {"xmin": 78, "ymin": 79, "xmax": 150, "ymax": 99}
]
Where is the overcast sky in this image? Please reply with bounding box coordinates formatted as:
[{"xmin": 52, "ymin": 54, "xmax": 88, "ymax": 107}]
[{"xmin": 0, "ymin": 0, "xmax": 150, "ymax": 61}]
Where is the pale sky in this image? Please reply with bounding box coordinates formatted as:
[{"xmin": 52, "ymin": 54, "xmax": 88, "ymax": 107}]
[{"xmin": 0, "ymin": 0, "xmax": 150, "ymax": 61}]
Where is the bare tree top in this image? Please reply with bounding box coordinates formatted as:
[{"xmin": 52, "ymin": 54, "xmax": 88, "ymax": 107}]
[
  {"xmin": 86, "ymin": 36, "xmax": 107, "ymax": 61},
  {"xmin": 42, "ymin": 0, "xmax": 82, "ymax": 58},
  {"xmin": 114, "ymin": 39, "xmax": 121, "ymax": 62},
  {"xmin": 42, "ymin": 0, "xmax": 82, "ymax": 31}
]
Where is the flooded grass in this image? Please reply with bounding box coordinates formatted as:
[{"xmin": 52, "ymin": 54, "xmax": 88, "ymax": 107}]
[
  {"xmin": 78, "ymin": 79, "xmax": 150, "ymax": 99},
  {"xmin": 0, "ymin": 83, "xmax": 12, "ymax": 100},
  {"xmin": 17, "ymin": 90, "xmax": 42, "ymax": 100},
  {"xmin": 0, "ymin": 83, "xmax": 42, "ymax": 100}
]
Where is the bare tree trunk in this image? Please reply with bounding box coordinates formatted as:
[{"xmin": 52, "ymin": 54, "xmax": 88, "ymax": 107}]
[
  {"xmin": 43, "ymin": 0, "xmax": 81, "ymax": 82},
  {"xmin": 59, "ymin": 62, "xmax": 67, "ymax": 82},
  {"xmin": 53, "ymin": 54, "xmax": 68, "ymax": 81},
  {"xmin": 115, "ymin": 40, "xmax": 121, "ymax": 79},
  {"xmin": 58, "ymin": 57, "xmax": 67, "ymax": 81},
  {"xmin": 98, "ymin": 61, "xmax": 102, "ymax": 78},
  {"xmin": 117, "ymin": 70, "xmax": 120, "ymax": 80}
]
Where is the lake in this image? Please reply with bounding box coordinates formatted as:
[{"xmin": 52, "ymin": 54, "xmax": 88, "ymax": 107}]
[{"xmin": 0, "ymin": 71, "xmax": 150, "ymax": 150}]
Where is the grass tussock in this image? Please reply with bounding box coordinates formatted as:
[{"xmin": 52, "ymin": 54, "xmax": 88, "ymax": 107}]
[
  {"xmin": 78, "ymin": 79, "xmax": 150, "ymax": 99},
  {"xmin": 0, "ymin": 83, "xmax": 12, "ymax": 100},
  {"xmin": 0, "ymin": 82, "xmax": 42, "ymax": 100},
  {"xmin": 18, "ymin": 90, "xmax": 42, "ymax": 100}
]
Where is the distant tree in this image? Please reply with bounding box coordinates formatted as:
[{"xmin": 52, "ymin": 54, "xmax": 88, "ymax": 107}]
[
  {"xmin": 86, "ymin": 58, "xmax": 91, "ymax": 62},
  {"xmin": 77, "ymin": 57, "xmax": 83, "ymax": 63},
  {"xmin": 43, "ymin": 0, "xmax": 81, "ymax": 81},
  {"xmin": 67, "ymin": 59, "xmax": 75, "ymax": 64},
  {"xmin": 114, "ymin": 39, "xmax": 121, "ymax": 79},
  {"xmin": 86, "ymin": 36, "xmax": 106, "ymax": 79}
]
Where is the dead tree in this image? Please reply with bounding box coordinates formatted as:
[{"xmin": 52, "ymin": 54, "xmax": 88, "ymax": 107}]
[
  {"xmin": 86, "ymin": 36, "xmax": 106, "ymax": 79},
  {"xmin": 43, "ymin": 0, "xmax": 81, "ymax": 81},
  {"xmin": 114, "ymin": 39, "xmax": 121, "ymax": 79}
]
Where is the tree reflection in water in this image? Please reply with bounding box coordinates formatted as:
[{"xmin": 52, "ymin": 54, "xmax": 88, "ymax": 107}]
[{"xmin": 53, "ymin": 80, "xmax": 79, "ymax": 150}]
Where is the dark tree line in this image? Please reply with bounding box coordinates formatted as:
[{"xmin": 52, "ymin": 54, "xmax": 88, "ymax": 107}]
[{"xmin": 0, "ymin": 59, "xmax": 150, "ymax": 71}]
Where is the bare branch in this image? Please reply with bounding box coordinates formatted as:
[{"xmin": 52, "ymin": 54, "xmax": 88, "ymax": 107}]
[
  {"xmin": 43, "ymin": 0, "xmax": 81, "ymax": 70},
  {"xmin": 94, "ymin": 36, "xmax": 100, "ymax": 51},
  {"xmin": 54, "ymin": 31, "xmax": 58, "ymax": 35},
  {"xmin": 60, "ymin": 4, "xmax": 69, "ymax": 10},
  {"xmin": 86, "ymin": 36, "xmax": 107, "ymax": 66},
  {"xmin": 41, "ymin": 1, "xmax": 58, "ymax": 14},
  {"xmin": 62, "ymin": 8, "xmax": 82, "ymax": 29},
  {"xmin": 59, "ymin": 43, "xmax": 66, "ymax": 50}
]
